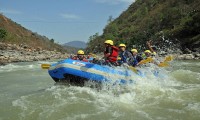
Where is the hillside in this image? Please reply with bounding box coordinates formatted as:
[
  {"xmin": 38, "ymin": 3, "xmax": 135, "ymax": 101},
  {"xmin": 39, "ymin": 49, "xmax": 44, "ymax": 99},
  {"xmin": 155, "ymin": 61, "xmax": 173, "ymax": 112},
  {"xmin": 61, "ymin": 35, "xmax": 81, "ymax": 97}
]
[
  {"xmin": 62, "ymin": 45, "xmax": 80, "ymax": 54},
  {"xmin": 0, "ymin": 14, "xmax": 66, "ymax": 52},
  {"xmin": 86, "ymin": 0, "xmax": 200, "ymax": 53},
  {"xmin": 64, "ymin": 41, "xmax": 87, "ymax": 48}
]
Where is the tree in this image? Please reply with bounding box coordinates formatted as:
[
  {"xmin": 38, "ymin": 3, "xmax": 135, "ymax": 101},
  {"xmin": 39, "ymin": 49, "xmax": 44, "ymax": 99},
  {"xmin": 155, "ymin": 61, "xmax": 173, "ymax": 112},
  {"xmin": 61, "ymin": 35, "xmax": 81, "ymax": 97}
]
[
  {"xmin": 50, "ymin": 38, "xmax": 54, "ymax": 43},
  {"xmin": 0, "ymin": 28, "xmax": 7, "ymax": 40},
  {"xmin": 86, "ymin": 0, "xmax": 200, "ymax": 53},
  {"xmin": 107, "ymin": 15, "xmax": 113, "ymax": 24}
]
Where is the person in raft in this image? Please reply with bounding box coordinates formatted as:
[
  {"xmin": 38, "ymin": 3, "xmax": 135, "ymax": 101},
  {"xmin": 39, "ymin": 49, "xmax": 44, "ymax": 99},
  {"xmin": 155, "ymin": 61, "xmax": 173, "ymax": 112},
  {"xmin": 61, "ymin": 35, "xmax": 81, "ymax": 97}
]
[
  {"xmin": 104, "ymin": 40, "xmax": 119, "ymax": 66},
  {"xmin": 139, "ymin": 50, "xmax": 160, "ymax": 66},
  {"xmin": 143, "ymin": 50, "xmax": 152, "ymax": 59},
  {"xmin": 146, "ymin": 40, "xmax": 157, "ymax": 56},
  {"xmin": 131, "ymin": 48, "xmax": 143, "ymax": 67},
  {"xmin": 146, "ymin": 40, "xmax": 162, "ymax": 64},
  {"xmin": 118, "ymin": 43, "xmax": 134, "ymax": 66},
  {"xmin": 72, "ymin": 50, "xmax": 88, "ymax": 62}
]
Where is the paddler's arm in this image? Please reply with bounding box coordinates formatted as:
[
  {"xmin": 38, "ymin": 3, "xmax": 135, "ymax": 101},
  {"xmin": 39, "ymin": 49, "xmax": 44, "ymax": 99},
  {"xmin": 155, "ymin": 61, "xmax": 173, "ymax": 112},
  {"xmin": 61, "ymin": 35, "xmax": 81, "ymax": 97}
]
[
  {"xmin": 104, "ymin": 53, "xmax": 111, "ymax": 57},
  {"xmin": 146, "ymin": 40, "xmax": 155, "ymax": 53},
  {"xmin": 104, "ymin": 46, "xmax": 112, "ymax": 58}
]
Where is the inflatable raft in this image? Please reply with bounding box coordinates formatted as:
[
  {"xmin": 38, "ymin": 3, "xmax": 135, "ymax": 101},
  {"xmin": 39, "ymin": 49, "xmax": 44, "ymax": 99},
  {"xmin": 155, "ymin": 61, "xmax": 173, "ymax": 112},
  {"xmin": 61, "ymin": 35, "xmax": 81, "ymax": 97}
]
[{"xmin": 48, "ymin": 58, "xmax": 139, "ymax": 85}]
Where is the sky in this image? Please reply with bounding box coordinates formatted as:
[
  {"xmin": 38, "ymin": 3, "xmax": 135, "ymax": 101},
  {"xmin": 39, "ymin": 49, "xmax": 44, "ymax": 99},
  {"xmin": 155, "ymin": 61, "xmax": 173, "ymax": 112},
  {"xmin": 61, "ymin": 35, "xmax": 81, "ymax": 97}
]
[{"xmin": 0, "ymin": 0, "xmax": 135, "ymax": 44}]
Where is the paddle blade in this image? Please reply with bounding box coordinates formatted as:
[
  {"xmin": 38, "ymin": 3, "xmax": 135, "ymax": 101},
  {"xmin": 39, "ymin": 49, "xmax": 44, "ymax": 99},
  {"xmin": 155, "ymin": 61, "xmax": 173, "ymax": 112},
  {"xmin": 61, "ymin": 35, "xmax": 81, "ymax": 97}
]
[
  {"xmin": 158, "ymin": 62, "xmax": 169, "ymax": 67},
  {"xmin": 129, "ymin": 66, "xmax": 138, "ymax": 73},
  {"xmin": 139, "ymin": 57, "xmax": 153, "ymax": 64},
  {"xmin": 41, "ymin": 64, "xmax": 51, "ymax": 69},
  {"xmin": 164, "ymin": 56, "xmax": 173, "ymax": 62}
]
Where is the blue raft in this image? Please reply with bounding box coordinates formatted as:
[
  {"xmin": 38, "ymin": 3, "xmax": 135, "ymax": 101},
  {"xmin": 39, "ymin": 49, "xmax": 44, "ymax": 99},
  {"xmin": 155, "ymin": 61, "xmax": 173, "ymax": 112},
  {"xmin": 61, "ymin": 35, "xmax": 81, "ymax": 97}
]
[{"xmin": 48, "ymin": 58, "xmax": 140, "ymax": 85}]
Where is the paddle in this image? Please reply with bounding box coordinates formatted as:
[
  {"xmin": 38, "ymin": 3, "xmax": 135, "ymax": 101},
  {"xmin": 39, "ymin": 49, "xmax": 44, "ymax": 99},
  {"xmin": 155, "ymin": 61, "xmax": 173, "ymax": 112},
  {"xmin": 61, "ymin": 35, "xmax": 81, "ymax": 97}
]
[
  {"xmin": 138, "ymin": 55, "xmax": 173, "ymax": 67},
  {"xmin": 138, "ymin": 57, "xmax": 153, "ymax": 65},
  {"xmin": 164, "ymin": 55, "xmax": 173, "ymax": 62},
  {"xmin": 158, "ymin": 55, "xmax": 173, "ymax": 67},
  {"xmin": 129, "ymin": 66, "xmax": 138, "ymax": 73},
  {"xmin": 41, "ymin": 64, "xmax": 51, "ymax": 69},
  {"xmin": 158, "ymin": 62, "xmax": 169, "ymax": 67}
]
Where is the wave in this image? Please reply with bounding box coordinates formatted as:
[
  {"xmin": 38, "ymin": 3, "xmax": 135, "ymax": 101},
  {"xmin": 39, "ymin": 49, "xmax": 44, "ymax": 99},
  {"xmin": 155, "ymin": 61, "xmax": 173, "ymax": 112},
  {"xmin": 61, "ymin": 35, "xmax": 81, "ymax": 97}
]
[
  {"xmin": 0, "ymin": 61, "xmax": 56, "ymax": 73},
  {"xmin": 6, "ymin": 60, "xmax": 200, "ymax": 119}
]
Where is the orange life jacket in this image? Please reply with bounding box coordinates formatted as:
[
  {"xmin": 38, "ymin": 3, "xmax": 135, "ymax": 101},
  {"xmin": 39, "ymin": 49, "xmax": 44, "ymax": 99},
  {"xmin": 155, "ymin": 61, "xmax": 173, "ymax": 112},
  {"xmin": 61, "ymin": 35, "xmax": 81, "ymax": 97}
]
[{"xmin": 104, "ymin": 46, "xmax": 119, "ymax": 62}]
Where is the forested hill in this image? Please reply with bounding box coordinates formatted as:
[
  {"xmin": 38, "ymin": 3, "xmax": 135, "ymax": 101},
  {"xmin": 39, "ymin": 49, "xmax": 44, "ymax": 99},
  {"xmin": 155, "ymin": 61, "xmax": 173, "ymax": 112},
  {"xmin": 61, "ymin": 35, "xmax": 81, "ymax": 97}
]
[
  {"xmin": 86, "ymin": 0, "xmax": 200, "ymax": 53},
  {"xmin": 0, "ymin": 14, "xmax": 66, "ymax": 52}
]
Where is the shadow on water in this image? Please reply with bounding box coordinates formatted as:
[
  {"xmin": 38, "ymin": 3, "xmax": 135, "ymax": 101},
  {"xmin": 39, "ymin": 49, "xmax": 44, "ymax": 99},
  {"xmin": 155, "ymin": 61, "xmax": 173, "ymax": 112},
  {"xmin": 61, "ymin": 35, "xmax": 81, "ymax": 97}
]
[{"xmin": 53, "ymin": 76, "xmax": 103, "ymax": 91}]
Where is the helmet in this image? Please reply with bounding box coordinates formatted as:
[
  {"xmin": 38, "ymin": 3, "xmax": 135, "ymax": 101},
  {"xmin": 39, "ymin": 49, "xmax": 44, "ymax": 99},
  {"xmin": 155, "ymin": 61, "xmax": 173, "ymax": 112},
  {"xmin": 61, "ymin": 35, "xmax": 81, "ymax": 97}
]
[
  {"xmin": 144, "ymin": 50, "xmax": 151, "ymax": 53},
  {"xmin": 104, "ymin": 40, "xmax": 113, "ymax": 45},
  {"xmin": 131, "ymin": 49, "xmax": 138, "ymax": 53},
  {"xmin": 77, "ymin": 50, "xmax": 84, "ymax": 55},
  {"xmin": 119, "ymin": 44, "xmax": 126, "ymax": 47}
]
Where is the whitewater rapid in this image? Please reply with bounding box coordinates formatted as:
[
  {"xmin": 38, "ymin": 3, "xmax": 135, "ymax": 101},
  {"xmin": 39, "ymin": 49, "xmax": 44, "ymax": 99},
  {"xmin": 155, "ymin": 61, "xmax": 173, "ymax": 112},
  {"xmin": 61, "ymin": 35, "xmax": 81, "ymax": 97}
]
[{"xmin": 0, "ymin": 60, "xmax": 199, "ymax": 120}]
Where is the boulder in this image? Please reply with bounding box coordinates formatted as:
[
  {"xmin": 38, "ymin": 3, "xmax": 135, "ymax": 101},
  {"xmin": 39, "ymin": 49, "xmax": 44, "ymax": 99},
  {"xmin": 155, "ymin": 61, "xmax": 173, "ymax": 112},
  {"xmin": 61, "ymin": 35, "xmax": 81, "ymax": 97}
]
[
  {"xmin": 0, "ymin": 42, "xmax": 7, "ymax": 50},
  {"xmin": 0, "ymin": 56, "xmax": 5, "ymax": 60},
  {"xmin": 184, "ymin": 54, "xmax": 194, "ymax": 60},
  {"xmin": 176, "ymin": 54, "xmax": 195, "ymax": 60},
  {"xmin": 0, "ymin": 60, "xmax": 6, "ymax": 65},
  {"xmin": 194, "ymin": 53, "xmax": 200, "ymax": 57},
  {"xmin": 184, "ymin": 48, "xmax": 192, "ymax": 54},
  {"xmin": 23, "ymin": 44, "xmax": 29, "ymax": 49},
  {"xmin": 36, "ymin": 47, "xmax": 42, "ymax": 51},
  {"xmin": 193, "ymin": 48, "xmax": 200, "ymax": 53}
]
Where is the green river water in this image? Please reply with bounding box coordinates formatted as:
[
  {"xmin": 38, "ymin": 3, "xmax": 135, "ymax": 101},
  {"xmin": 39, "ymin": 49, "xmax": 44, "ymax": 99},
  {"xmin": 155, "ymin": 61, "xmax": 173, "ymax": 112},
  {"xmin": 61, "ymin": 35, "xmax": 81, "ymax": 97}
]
[{"xmin": 0, "ymin": 60, "xmax": 200, "ymax": 120}]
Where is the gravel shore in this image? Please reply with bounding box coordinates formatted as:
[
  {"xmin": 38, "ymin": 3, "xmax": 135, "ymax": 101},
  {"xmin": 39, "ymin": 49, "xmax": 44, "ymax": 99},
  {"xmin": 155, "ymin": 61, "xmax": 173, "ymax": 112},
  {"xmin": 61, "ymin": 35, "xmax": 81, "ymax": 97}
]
[{"xmin": 0, "ymin": 42, "xmax": 68, "ymax": 65}]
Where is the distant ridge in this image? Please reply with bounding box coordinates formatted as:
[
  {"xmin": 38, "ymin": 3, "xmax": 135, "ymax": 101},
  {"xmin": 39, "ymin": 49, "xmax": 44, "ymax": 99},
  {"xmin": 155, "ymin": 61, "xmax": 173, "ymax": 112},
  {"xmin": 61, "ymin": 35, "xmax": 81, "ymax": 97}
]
[{"xmin": 64, "ymin": 41, "xmax": 87, "ymax": 49}]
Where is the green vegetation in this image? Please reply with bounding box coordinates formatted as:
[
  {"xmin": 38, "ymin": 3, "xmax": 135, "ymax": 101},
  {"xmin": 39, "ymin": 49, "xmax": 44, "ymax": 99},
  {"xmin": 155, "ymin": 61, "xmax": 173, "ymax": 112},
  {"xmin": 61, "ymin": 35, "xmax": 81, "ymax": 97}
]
[
  {"xmin": 86, "ymin": 0, "xmax": 200, "ymax": 53},
  {"xmin": 0, "ymin": 28, "xmax": 7, "ymax": 40},
  {"xmin": 0, "ymin": 14, "xmax": 67, "ymax": 52}
]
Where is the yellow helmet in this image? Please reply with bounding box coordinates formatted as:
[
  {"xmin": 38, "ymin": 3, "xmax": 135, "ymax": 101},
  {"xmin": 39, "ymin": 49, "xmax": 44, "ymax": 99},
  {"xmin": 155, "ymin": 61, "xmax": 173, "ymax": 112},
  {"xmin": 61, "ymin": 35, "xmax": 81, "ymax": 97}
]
[
  {"xmin": 119, "ymin": 44, "xmax": 126, "ymax": 47},
  {"xmin": 144, "ymin": 50, "xmax": 151, "ymax": 53},
  {"xmin": 131, "ymin": 49, "xmax": 138, "ymax": 53},
  {"xmin": 104, "ymin": 40, "xmax": 113, "ymax": 45},
  {"xmin": 77, "ymin": 50, "xmax": 84, "ymax": 55}
]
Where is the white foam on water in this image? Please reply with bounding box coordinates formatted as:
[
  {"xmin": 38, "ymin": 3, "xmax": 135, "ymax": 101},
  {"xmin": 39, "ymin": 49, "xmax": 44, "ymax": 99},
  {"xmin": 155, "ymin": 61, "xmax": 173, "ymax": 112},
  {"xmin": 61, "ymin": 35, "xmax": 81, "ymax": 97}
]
[
  {"xmin": 10, "ymin": 61, "xmax": 200, "ymax": 120},
  {"xmin": 136, "ymin": 110, "xmax": 154, "ymax": 120},
  {"xmin": 0, "ymin": 63, "xmax": 37, "ymax": 73},
  {"xmin": 12, "ymin": 78, "xmax": 199, "ymax": 120},
  {"xmin": 185, "ymin": 102, "xmax": 200, "ymax": 112},
  {"xmin": 170, "ymin": 69, "xmax": 200, "ymax": 85},
  {"xmin": 0, "ymin": 61, "xmax": 56, "ymax": 73},
  {"xmin": 173, "ymin": 60, "xmax": 200, "ymax": 66}
]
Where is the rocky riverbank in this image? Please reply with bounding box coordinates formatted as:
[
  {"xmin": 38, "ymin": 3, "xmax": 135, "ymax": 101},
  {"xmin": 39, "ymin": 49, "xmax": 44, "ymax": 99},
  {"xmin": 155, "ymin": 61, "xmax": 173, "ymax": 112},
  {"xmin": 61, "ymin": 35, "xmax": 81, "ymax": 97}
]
[
  {"xmin": 173, "ymin": 47, "xmax": 200, "ymax": 60},
  {"xmin": 0, "ymin": 42, "xmax": 199, "ymax": 66},
  {"xmin": 175, "ymin": 53, "xmax": 200, "ymax": 60},
  {"xmin": 0, "ymin": 42, "xmax": 68, "ymax": 65}
]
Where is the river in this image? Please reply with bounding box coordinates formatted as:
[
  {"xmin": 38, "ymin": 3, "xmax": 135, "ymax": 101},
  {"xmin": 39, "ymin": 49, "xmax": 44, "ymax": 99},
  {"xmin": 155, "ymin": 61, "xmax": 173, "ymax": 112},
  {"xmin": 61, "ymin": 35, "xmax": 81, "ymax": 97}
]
[{"xmin": 0, "ymin": 60, "xmax": 200, "ymax": 120}]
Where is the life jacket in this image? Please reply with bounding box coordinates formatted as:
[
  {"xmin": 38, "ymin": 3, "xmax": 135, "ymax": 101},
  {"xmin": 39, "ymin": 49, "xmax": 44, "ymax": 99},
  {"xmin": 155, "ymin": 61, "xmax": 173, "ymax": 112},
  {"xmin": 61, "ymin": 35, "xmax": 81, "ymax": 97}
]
[
  {"xmin": 72, "ymin": 56, "xmax": 77, "ymax": 60},
  {"xmin": 72, "ymin": 56, "xmax": 88, "ymax": 62},
  {"xmin": 104, "ymin": 46, "xmax": 119, "ymax": 62},
  {"xmin": 132, "ymin": 56, "xmax": 139, "ymax": 67},
  {"xmin": 120, "ymin": 51, "xmax": 128, "ymax": 63},
  {"xmin": 87, "ymin": 55, "xmax": 90, "ymax": 59},
  {"xmin": 82, "ymin": 59, "xmax": 89, "ymax": 62}
]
